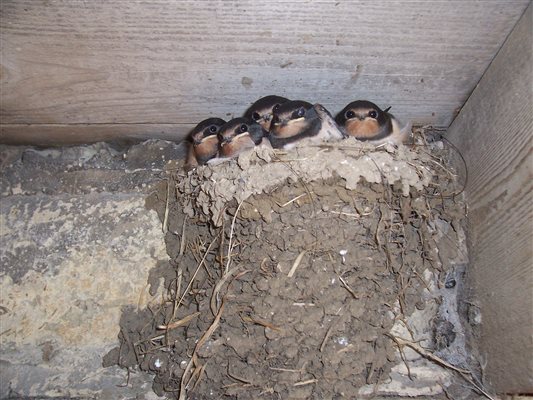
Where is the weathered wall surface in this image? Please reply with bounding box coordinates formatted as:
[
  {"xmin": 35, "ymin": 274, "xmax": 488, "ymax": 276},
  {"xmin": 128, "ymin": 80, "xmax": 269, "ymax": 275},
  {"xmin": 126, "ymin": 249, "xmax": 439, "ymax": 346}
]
[
  {"xmin": 446, "ymin": 3, "xmax": 532, "ymax": 393},
  {"xmin": 0, "ymin": 143, "xmax": 180, "ymax": 398},
  {"xmin": 0, "ymin": 0, "xmax": 529, "ymax": 145}
]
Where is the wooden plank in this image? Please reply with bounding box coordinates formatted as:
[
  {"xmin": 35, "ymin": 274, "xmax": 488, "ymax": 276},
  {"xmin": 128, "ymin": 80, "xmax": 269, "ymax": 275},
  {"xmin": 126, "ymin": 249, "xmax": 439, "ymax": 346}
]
[
  {"xmin": 0, "ymin": 124, "xmax": 193, "ymax": 146},
  {"xmin": 0, "ymin": 0, "xmax": 529, "ymax": 144},
  {"xmin": 446, "ymin": 3, "xmax": 532, "ymax": 393}
]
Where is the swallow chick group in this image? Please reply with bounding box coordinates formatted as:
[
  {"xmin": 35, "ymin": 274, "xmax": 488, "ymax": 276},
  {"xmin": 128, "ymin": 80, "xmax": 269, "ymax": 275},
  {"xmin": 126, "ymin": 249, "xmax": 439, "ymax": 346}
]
[{"xmin": 184, "ymin": 96, "xmax": 411, "ymax": 170}]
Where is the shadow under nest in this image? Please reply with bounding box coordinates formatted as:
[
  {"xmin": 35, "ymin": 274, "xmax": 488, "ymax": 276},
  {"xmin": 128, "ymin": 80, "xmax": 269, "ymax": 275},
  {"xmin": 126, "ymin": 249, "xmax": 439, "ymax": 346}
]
[{"xmin": 103, "ymin": 138, "xmax": 476, "ymax": 400}]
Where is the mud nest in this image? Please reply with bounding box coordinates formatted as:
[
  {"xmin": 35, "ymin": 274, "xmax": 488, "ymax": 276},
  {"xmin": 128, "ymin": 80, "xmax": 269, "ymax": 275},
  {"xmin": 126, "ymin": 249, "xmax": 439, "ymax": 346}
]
[{"xmin": 104, "ymin": 136, "xmax": 470, "ymax": 399}]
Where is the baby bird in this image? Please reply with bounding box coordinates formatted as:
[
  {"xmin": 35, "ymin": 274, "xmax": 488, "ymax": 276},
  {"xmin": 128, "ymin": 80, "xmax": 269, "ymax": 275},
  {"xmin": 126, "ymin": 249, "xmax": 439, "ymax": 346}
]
[
  {"xmin": 335, "ymin": 100, "xmax": 410, "ymax": 145},
  {"xmin": 184, "ymin": 117, "xmax": 226, "ymax": 170},
  {"xmin": 218, "ymin": 117, "xmax": 268, "ymax": 158},
  {"xmin": 269, "ymin": 100, "xmax": 345, "ymax": 149},
  {"xmin": 244, "ymin": 95, "xmax": 290, "ymax": 132}
]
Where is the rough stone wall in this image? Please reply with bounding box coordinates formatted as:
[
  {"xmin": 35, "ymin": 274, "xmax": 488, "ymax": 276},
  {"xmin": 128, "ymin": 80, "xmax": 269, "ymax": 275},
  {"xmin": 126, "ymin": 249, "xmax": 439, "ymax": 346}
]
[{"xmin": 0, "ymin": 142, "xmax": 184, "ymax": 399}]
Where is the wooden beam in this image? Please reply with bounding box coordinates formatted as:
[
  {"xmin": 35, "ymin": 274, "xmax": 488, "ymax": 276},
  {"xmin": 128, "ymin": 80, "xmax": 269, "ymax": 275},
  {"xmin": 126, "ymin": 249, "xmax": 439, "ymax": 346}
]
[
  {"xmin": 0, "ymin": 124, "xmax": 192, "ymax": 146},
  {"xmin": 1, "ymin": 0, "xmax": 529, "ymax": 144},
  {"xmin": 446, "ymin": 4, "xmax": 533, "ymax": 393}
]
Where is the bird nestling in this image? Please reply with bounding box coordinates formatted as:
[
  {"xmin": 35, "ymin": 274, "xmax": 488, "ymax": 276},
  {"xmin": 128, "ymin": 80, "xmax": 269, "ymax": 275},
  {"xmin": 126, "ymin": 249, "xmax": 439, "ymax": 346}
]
[
  {"xmin": 184, "ymin": 117, "xmax": 226, "ymax": 170},
  {"xmin": 244, "ymin": 95, "xmax": 290, "ymax": 132},
  {"xmin": 217, "ymin": 117, "xmax": 268, "ymax": 158},
  {"xmin": 335, "ymin": 100, "xmax": 410, "ymax": 145},
  {"xmin": 269, "ymin": 100, "xmax": 346, "ymax": 150}
]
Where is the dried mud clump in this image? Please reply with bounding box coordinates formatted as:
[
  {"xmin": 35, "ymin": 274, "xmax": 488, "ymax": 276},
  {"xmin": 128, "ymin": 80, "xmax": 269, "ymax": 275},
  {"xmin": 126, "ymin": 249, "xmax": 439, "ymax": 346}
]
[{"xmin": 105, "ymin": 138, "xmax": 471, "ymax": 399}]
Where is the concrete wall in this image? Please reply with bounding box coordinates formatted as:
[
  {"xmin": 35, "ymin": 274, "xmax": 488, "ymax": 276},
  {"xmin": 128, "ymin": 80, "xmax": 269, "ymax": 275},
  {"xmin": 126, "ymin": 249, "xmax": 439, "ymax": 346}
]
[
  {"xmin": 0, "ymin": 0, "xmax": 529, "ymax": 145},
  {"xmin": 0, "ymin": 142, "xmax": 176, "ymax": 398},
  {"xmin": 446, "ymin": 4, "xmax": 532, "ymax": 393}
]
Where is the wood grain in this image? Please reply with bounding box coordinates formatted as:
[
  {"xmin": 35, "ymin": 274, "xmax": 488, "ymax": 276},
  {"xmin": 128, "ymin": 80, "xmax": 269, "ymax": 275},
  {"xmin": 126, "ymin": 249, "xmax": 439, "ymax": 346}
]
[
  {"xmin": 0, "ymin": 0, "xmax": 529, "ymax": 144},
  {"xmin": 446, "ymin": 3, "xmax": 532, "ymax": 393},
  {"xmin": 0, "ymin": 123, "xmax": 193, "ymax": 146}
]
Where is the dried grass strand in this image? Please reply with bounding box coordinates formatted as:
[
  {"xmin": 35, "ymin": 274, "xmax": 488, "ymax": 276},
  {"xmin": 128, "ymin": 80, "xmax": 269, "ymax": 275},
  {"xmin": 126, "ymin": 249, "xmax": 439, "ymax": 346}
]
[
  {"xmin": 162, "ymin": 179, "xmax": 171, "ymax": 233},
  {"xmin": 225, "ymin": 200, "xmax": 244, "ymax": 274},
  {"xmin": 179, "ymin": 301, "xmax": 225, "ymax": 400},
  {"xmin": 387, "ymin": 334, "xmax": 497, "ymax": 400},
  {"xmin": 288, "ymin": 251, "xmax": 307, "ymax": 278},
  {"xmin": 157, "ymin": 312, "xmax": 200, "ymax": 331},
  {"xmin": 176, "ymin": 236, "xmax": 218, "ymax": 312}
]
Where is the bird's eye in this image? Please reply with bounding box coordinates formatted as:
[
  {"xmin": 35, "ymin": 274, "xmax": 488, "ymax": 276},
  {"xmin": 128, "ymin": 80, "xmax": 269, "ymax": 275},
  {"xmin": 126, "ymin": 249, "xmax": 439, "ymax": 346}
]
[
  {"xmin": 345, "ymin": 110, "xmax": 356, "ymax": 119},
  {"xmin": 252, "ymin": 112, "xmax": 261, "ymax": 121},
  {"xmin": 292, "ymin": 107, "xmax": 305, "ymax": 119},
  {"xmin": 240, "ymin": 124, "xmax": 248, "ymax": 133},
  {"xmin": 273, "ymin": 103, "xmax": 281, "ymax": 112},
  {"xmin": 368, "ymin": 110, "xmax": 378, "ymax": 119},
  {"xmin": 209, "ymin": 125, "xmax": 218, "ymax": 133}
]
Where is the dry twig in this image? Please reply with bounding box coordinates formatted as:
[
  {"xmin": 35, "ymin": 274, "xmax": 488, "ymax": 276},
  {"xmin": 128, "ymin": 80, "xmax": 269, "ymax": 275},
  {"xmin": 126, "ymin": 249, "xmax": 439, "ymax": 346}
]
[
  {"xmin": 293, "ymin": 379, "xmax": 317, "ymax": 387},
  {"xmin": 387, "ymin": 334, "xmax": 497, "ymax": 400},
  {"xmin": 288, "ymin": 251, "xmax": 307, "ymax": 278},
  {"xmin": 278, "ymin": 192, "xmax": 309, "ymax": 207},
  {"xmin": 162, "ymin": 179, "xmax": 171, "ymax": 233},
  {"xmin": 338, "ymin": 275, "xmax": 359, "ymax": 299},
  {"xmin": 225, "ymin": 200, "xmax": 244, "ymax": 274},
  {"xmin": 241, "ymin": 314, "xmax": 282, "ymax": 332},
  {"xmin": 175, "ymin": 235, "xmax": 219, "ymax": 312},
  {"xmin": 179, "ymin": 301, "xmax": 226, "ymax": 400},
  {"xmin": 210, "ymin": 267, "xmax": 247, "ymax": 316},
  {"xmin": 157, "ymin": 312, "xmax": 200, "ymax": 331}
]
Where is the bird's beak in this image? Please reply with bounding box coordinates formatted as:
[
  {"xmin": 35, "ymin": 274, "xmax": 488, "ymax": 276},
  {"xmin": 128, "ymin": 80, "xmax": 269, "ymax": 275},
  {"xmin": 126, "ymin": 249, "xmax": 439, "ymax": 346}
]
[
  {"xmin": 220, "ymin": 136, "xmax": 232, "ymax": 147},
  {"xmin": 233, "ymin": 131, "xmax": 250, "ymax": 140},
  {"xmin": 200, "ymin": 135, "xmax": 216, "ymax": 144},
  {"xmin": 287, "ymin": 117, "xmax": 305, "ymax": 124}
]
